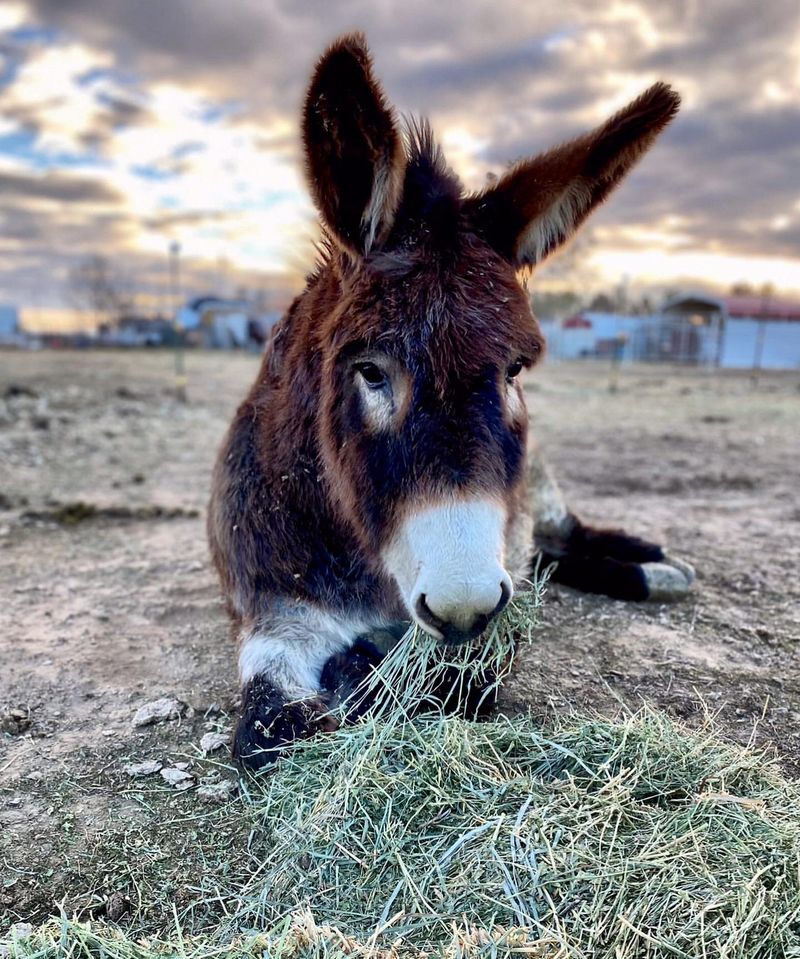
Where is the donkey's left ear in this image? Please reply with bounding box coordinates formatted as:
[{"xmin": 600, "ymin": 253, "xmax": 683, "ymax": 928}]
[
  {"xmin": 465, "ymin": 83, "xmax": 680, "ymax": 267},
  {"xmin": 303, "ymin": 33, "xmax": 406, "ymax": 256}
]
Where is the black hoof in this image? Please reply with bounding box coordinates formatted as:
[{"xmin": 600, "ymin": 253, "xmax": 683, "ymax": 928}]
[
  {"xmin": 424, "ymin": 663, "xmax": 500, "ymax": 720},
  {"xmin": 233, "ymin": 675, "xmax": 336, "ymax": 771},
  {"xmin": 320, "ymin": 638, "xmax": 385, "ymax": 721}
]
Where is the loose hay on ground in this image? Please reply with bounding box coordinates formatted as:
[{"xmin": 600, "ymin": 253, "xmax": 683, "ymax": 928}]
[{"xmin": 4, "ymin": 586, "xmax": 800, "ymax": 957}]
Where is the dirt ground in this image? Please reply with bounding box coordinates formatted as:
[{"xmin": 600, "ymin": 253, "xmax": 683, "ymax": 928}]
[{"xmin": 1, "ymin": 349, "xmax": 798, "ymax": 934}]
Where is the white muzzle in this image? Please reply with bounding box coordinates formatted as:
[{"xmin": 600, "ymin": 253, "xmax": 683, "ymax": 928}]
[{"xmin": 382, "ymin": 499, "xmax": 513, "ymax": 643}]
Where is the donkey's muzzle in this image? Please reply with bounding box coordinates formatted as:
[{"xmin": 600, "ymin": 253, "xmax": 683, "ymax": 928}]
[
  {"xmin": 381, "ymin": 498, "xmax": 514, "ymax": 645},
  {"xmin": 414, "ymin": 579, "xmax": 511, "ymax": 646}
]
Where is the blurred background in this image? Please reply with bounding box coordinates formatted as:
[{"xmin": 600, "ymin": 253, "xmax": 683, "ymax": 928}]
[{"xmin": 0, "ymin": 0, "xmax": 798, "ymax": 364}]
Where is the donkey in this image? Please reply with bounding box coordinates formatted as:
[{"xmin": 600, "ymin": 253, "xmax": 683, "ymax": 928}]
[{"xmin": 208, "ymin": 33, "xmax": 694, "ymax": 769}]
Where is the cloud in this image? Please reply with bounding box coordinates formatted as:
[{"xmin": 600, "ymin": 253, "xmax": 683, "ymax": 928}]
[
  {"xmin": 0, "ymin": 168, "xmax": 123, "ymax": 203},
  {"xmin": 0, "ymin": 0, "xmax": 799, "ymax": 313},
  {"xmin": 0, "ymin": 40, "xmax": 119, "ymax": 156},
  {"xmin": 0, "ymin": 3, "xmax": 28, "ymax": 32}
]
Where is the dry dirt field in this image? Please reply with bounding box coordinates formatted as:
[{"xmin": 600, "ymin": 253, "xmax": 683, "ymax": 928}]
[{"xmin": 1, "ymin": 349, "xmax": 798, "ymax": 933}]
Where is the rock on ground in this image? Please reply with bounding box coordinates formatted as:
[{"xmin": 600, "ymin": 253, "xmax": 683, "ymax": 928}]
[
  {"xmin": 200, "ymin": 731, "xmax": 229, "ymax": 754},
  {"xmin": 197, "ymin": 781, "xmax": 237, "ymax": 804},
  {"xmin": 123, "ymin": 760, "xmax": 163, "ymax": 776},
  {"xmin": 132, "ymin": 698, "xmax": 186, "ymax": 728},
  {"xmin": 160, "ymin": 767, "xmax": 194, "ymax": 790}
]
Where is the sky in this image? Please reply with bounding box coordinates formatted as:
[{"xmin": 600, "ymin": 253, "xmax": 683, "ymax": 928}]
[{"xmin": 1, "ymin": 0, "xmax": 799, "ymax": 330}]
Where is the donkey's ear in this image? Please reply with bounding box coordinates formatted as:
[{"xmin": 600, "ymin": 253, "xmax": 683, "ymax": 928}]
[
  {"xmin": 303, "ymin": 33, "xmax": 405, "ymax": 255},
  {"xmin": 465, "ymin": 83, "xmax": 680, "ymax": 267}
]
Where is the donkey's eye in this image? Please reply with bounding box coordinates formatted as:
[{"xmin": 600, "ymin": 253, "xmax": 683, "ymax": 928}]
[
  {"xmin": 355, "ymin": 362, "xmax": 388, "ymax": 389},
  {"xmin": 506, "ymin": 360, "xmax": 524, "ymax": 383}
]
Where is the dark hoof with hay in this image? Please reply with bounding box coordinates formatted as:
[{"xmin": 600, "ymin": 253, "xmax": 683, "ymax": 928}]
[
  {"xmin": 320, "ymin": 638, "xmax": 385, "ymax": 720},
  {"xmin": 233, "ymin": 676, "xmax": 338, "ymax": 771}
]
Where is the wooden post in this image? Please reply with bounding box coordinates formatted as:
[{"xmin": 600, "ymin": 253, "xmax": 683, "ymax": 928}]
[
  {"xmin": 169, "ymin": 241, "xmax": 187, "ymax": 403},
  {"xmin": 751, "ymin": 291, "xmax": 770, "ymax": 389}
]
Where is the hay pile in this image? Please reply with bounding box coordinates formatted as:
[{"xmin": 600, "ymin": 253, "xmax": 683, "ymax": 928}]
[{"xmin": 5, "ymin": 586, "xmax": 800, "ymax": 958}]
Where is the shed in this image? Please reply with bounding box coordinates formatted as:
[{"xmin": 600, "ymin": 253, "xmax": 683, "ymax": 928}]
[{"xmin": 661, "ymin": 293, "xmax": 800, "ymax": 369}]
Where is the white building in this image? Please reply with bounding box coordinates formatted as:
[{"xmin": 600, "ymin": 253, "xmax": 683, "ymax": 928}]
[
  {"xmin": 543, "ymin": 312, "xmax": 647, "ymax": 361},
  {"xmin": 660, "ymin": 293, "xmax": 800, "ymax": 369},
  {"xmin": 0, "ymin": 304, "xmax": 20, "ymax": 343},
  {"xmin": 175, "ymin": 296, "xmax": 279, "ymax": 349},
  {"xmin": 543, "ymin": 294, "xmax": 800, "ymax": 369}
]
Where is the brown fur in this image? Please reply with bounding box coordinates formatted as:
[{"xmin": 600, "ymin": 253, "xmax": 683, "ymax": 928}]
[
  {"xmin": 464, "ymin": 83, "xmax": 681, "ymax": 266},
  {"xmin": 207, "ymin": 33, "xmax": 681, "ymax": 767},
  {"xmin": 303, "ymin": 32, "xmax": 406, "ymax": 255}
]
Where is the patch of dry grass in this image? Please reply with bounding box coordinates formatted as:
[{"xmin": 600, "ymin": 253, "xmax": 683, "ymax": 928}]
[{"xmin": 5, "ymin": 586, "xmax": 800, "ymax": 957}]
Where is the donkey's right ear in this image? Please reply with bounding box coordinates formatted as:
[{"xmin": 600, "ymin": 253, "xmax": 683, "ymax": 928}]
[{"xmin": 303, "ymin": 33, "xmax": 405, "ymax": 256}]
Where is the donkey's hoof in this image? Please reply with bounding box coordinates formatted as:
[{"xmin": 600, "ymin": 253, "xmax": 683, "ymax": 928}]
[
  {"xmin": 641, "ymin": 560, "xmax": 694, "ymax": 601},
  {"xmin": 321, "ymin": 639, "xmax": 385, "ymax": 719},
  {"xmin": 662, "ymin": 553, "xmax": 696, "ymax": 584},
  {"xmin": 233, "ymin": 682, "xmax": 338, "ymax": 771}
]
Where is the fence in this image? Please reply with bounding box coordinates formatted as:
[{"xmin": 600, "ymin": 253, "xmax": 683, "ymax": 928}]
[{"xmin": 541, "ymin": 312, "xmax": 800, "ymax": 369}]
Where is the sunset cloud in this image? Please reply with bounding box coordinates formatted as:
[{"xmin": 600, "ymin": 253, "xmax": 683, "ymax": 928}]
[{"xmin": 1, "ymin": 0, "xmax": 799, "ymax": 325}]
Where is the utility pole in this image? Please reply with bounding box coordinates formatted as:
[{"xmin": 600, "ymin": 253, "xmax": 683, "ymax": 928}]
[
  {"xmin": 169, "ymin": 241, "xmax": 187, "ymax": 403},
  {"xmin": 751, "ymin": 287, "xmax": 771, "ymax": 390}
]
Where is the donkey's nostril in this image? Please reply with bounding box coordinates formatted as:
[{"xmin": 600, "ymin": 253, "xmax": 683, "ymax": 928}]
[
  {"xmin": 415, "ymin": 593, "xmax": 446, "ymax": 634},
  {"xmin": 494, "ymin": 579, "xmax": 512, "ymax": 617}
]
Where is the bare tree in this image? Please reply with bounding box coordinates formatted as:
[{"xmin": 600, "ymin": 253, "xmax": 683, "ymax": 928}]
[
  {"xmin": 67, "ymin": 255, "xmax": 136, "ymax": 328},
  {"xmin": 531, "ymin": 289, "xmax": 582, "ymax": 318},
  {"xmin": 588, "ymin": 291, "xmax": 619, "ymax": 312}
]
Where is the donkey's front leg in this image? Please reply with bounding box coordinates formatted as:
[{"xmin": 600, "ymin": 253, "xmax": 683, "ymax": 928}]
[
  {"xmin": 234, "ymin": 608, "xmax": 374, "ymax": 770},
  {"xmin": 235, "ymin": 673, "xmax": 337, "ymax": 770}
]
